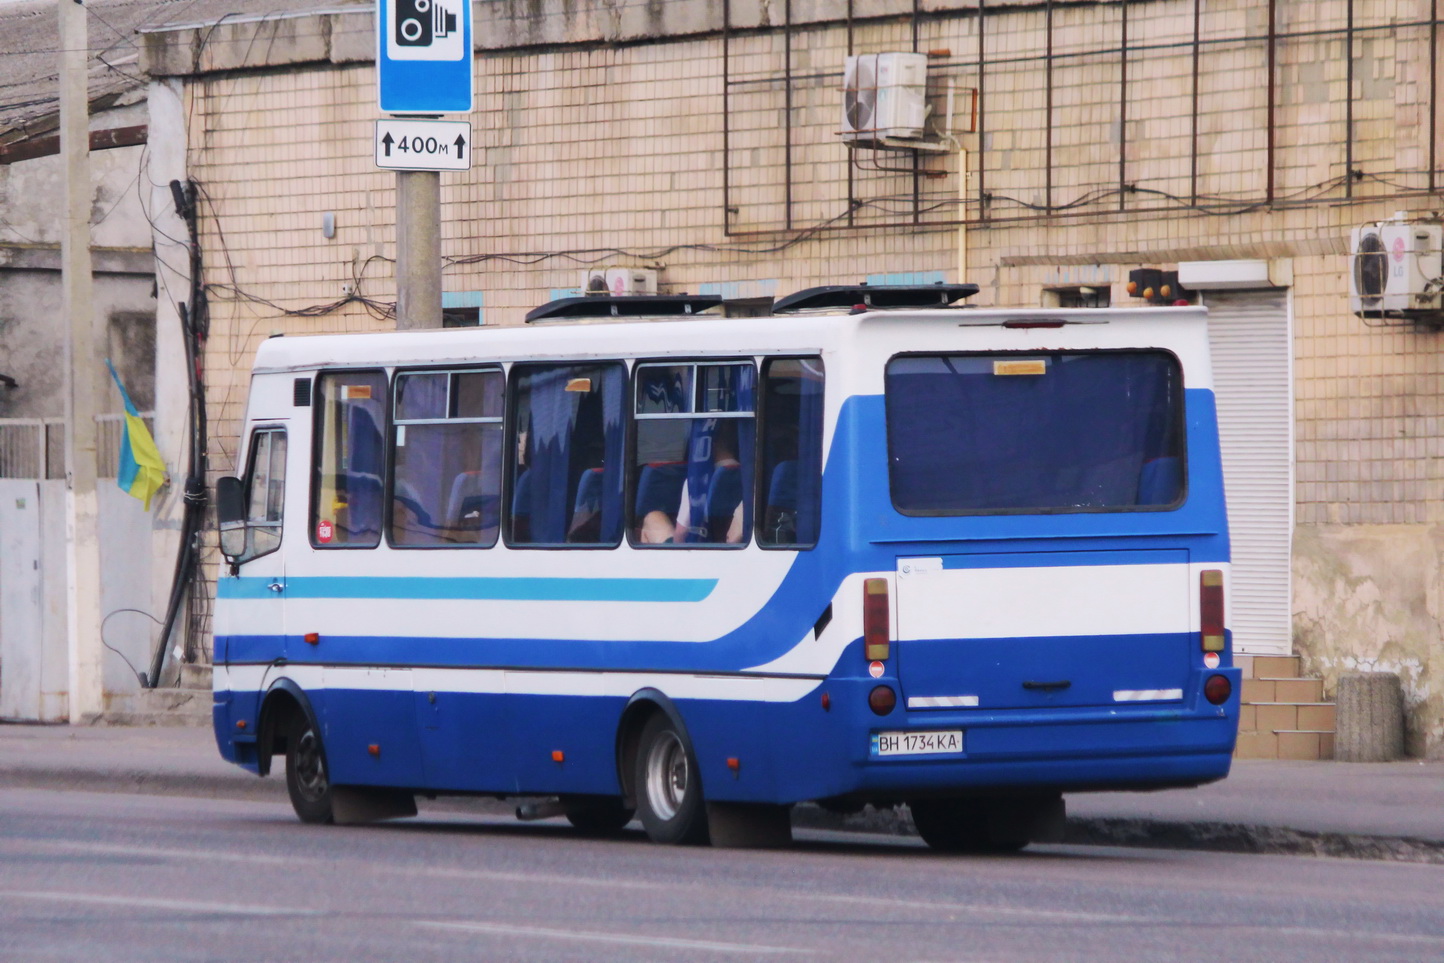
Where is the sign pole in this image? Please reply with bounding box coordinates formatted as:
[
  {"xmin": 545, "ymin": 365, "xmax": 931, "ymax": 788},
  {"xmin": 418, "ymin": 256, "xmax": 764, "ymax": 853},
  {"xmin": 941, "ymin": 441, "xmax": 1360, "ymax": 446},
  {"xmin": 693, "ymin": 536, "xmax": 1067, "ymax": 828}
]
[
  {"xmin": 395, "ymin": 169, "xmax": 441, "ymax": 330},
  {"xmin": 375, "ymin": 0, "xmax": 472, "ymax": 330}
]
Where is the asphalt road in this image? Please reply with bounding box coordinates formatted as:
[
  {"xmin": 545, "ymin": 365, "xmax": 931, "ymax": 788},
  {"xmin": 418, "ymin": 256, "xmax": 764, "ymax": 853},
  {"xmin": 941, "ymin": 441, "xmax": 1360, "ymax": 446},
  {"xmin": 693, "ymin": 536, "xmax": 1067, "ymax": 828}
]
[{"xmin": 3, "ymin": 788, "xmax": 1443, "ymax": 963}]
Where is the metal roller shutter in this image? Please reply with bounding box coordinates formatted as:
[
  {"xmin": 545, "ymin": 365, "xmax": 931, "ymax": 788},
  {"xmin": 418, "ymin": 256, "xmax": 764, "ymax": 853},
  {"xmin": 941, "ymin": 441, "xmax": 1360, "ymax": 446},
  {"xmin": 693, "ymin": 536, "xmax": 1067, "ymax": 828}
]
[{"xmin": 1203, "ymin": 289, "xmax": 1293, "ymax": 655}]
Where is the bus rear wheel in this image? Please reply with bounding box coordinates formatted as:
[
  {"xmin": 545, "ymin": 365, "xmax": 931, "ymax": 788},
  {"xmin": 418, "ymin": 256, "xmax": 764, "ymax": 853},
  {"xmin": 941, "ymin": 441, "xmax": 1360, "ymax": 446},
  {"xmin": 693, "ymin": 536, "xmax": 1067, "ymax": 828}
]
[
  {"xmin": 634, "ymin": 713, "xmax": 708, "ymax": 845},
  {"xmin": 285, "ymin": 718, "xmax": 334, "ymax": 824},
  {"xmin": 908, "ymin": 798, "xmax": 1031, "ymax": 853},
  {"xmin": 563, "ymin": 795, "xmax": 635, "ymax": 834}
]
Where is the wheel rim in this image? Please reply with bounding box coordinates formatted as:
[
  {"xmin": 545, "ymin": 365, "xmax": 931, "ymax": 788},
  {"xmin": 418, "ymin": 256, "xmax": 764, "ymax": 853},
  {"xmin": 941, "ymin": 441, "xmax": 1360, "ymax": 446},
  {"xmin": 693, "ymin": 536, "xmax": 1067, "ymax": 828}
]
[
  {"xmin": 294, "ymin": 728, "xmax": 328, "ymax": 801},
  {"xmin": 643, "ymin": 730, "xmax": 688, "ymax": 821}
]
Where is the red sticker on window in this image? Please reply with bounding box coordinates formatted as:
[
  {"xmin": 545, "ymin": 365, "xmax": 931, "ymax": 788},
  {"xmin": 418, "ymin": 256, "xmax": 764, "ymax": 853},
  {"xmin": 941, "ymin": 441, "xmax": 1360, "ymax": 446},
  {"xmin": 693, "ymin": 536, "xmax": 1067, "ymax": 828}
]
[{"xmin": 317, "ymin": 519, "xmax": 334, "ymax": 543}]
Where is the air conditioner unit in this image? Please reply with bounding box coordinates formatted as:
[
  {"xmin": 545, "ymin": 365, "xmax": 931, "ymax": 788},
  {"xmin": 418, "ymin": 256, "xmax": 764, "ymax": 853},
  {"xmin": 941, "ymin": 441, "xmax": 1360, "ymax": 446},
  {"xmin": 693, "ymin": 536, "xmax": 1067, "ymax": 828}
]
[
  {"xmin": 1350, "ymin": 214, "xmax": 1444, "ymax": 320},
  {"xmin": 841, "ymin": 52, "xmax": 928, "ymax": 145},
  {"xmin": 580, "ymin": 265, "xmax": 661, "ymax": 295},
  {"xmin": 579, "ymin": 267, "xmax": 658, "ymax": 297}
]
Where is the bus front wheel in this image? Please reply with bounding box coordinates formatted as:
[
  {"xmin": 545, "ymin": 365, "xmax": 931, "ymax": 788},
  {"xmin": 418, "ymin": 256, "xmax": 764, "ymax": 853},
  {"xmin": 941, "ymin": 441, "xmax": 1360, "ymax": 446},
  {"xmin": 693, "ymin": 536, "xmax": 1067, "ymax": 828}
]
[
  {"xmin": 634, "ymin": 713, "xmax": 708, "ymax": 845},
  {"xmin": 285, "ymin": 718, "xmax": 334, "ymax": 824}
]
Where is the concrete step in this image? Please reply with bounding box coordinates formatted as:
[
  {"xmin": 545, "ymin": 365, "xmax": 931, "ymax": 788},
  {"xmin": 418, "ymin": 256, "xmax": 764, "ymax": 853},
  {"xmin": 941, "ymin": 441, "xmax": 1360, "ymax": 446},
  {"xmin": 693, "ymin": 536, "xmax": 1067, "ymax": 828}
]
[
  {"xmin": 1242, "ymin": 676, "xmax": 1325, "ymax": 704},
  {"xmin": 179, "ymin": 662, "xmax": 212, "ymax": 691},
  {"xmin": 1240, "ymin": 701, "xmax": 1336, "ymax": 734},
  {"xmin": 1248, "ymin": 654, "xmax": 1301, "ymax": 679},
  {"xmin": 1235, "ymin": 656, "xmax": 1335, "ymax": 759},
  {"xmin": 1235, "ymin": 728, "xmax": 1336, "ymax": 761},
  {"xmin": 101, "ymin": 688, "xmax": 211, "ymax": 727}
]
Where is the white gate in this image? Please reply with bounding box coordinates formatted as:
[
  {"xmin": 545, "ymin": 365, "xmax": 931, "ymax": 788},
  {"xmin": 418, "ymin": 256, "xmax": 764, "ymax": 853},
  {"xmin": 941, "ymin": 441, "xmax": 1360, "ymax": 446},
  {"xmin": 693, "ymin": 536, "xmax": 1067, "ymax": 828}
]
[{"xmin": 0, "ymin": 417, "xmax": 157, "ymax": 721}]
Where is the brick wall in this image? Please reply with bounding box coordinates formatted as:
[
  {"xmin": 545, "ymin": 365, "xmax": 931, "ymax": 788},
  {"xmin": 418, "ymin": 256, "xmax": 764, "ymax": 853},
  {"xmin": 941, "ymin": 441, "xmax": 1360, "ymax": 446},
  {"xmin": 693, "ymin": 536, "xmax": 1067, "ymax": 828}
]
[{"xmin": 179, "ymin": 0, "xmax": 1444, "ymax": 510}]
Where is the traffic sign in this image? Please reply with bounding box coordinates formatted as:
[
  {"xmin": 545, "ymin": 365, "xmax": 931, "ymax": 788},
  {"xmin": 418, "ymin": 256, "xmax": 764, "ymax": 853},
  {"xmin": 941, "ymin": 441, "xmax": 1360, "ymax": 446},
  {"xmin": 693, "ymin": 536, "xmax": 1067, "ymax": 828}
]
[
  {"xmin": 375, "ymin": 119, "xmax": 473, "ymax": 171},
  {"xmin": 377, "ymin": 0, "xmax": 473, "ymax": 114}
]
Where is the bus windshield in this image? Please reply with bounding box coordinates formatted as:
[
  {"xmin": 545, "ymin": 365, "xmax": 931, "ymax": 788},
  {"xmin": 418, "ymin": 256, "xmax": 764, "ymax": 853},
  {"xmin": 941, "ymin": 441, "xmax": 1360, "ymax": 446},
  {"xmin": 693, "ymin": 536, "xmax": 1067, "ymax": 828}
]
[{"xmin": 885, "ymin": 350, "xmax": 1186, "ymax": 514}]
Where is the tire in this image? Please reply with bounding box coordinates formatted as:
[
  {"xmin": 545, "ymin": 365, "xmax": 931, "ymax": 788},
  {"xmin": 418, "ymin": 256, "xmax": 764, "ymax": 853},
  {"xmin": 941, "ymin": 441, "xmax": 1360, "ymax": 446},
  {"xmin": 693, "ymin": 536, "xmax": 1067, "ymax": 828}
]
[
  {"xmin": 634, "ymin": 713, "xmax": 708, "ymax": 845},
  {"xmin": 563, "ymin": 796, "xmax": 635, "ymax": 834},
  {"xmin": 285, "ymin": 716, "xmax": 334, "ymax": 824},
  {"xmin": 908, "ymin": 799, "xmax": 1028, "ymax": 853}
]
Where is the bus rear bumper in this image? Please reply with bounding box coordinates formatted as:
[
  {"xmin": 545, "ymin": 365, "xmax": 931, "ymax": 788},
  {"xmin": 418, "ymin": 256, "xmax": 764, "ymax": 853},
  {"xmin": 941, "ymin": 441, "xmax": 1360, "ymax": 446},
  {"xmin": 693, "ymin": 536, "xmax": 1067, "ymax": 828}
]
[
  {"xmin": 808, "ymin": 661, "xmax": 1244, "ymax": 799},
  {"xmin": 793, "ymin": 682, "xmax": 1242, "ymax": 803},
  {"xmin": 842, "ymin": 745, "xmax": 1235, "ymax": 800}
]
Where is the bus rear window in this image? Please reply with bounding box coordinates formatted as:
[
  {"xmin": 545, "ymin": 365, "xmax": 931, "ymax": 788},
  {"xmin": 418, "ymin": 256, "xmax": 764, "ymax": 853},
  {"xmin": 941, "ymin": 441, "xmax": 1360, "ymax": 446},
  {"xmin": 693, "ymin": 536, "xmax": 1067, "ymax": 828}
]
[{"xmin": 885, "ymin": 351, "xmax": 1185, "ymax": 514}]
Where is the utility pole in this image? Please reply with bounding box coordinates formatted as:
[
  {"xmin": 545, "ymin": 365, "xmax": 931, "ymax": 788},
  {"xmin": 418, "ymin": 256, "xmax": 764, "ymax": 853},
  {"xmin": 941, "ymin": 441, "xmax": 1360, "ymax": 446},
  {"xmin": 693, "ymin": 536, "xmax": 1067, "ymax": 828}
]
[
  {"xmin": 395, "ymin": 170, "xmax": 441, "ymax": 329},
  {"xmin": 59, "ymin": 0, "xmax": 103, "ymax": 722}
]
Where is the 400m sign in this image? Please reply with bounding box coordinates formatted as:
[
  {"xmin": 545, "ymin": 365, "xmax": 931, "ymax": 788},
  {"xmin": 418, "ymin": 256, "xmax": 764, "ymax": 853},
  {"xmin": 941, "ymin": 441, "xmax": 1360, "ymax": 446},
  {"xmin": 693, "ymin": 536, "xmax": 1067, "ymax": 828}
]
[{"xmin": 374, "ymin": 119, "xmax": 473, "ymax": 172}]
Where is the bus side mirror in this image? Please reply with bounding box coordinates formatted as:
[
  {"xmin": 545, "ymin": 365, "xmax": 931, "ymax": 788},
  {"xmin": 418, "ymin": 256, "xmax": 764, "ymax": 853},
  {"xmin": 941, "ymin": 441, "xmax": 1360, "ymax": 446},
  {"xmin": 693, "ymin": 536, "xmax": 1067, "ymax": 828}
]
[{"xmin": 216, "ymin": 476, "xmax": 247, "ymax": 560}]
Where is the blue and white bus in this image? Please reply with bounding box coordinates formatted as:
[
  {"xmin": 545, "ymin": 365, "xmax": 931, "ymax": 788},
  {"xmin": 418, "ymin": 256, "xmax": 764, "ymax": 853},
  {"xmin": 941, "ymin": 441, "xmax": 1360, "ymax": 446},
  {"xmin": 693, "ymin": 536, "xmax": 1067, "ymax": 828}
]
[{"xmin": 213, "ymin": 283, "xmax": 1237, "ymax": 850}]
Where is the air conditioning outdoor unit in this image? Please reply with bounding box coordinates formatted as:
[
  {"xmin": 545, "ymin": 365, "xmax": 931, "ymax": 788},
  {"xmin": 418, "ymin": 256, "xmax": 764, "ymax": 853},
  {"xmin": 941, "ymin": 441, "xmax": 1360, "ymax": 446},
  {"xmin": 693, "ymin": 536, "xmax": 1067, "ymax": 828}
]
[
  {"xmin": 841, "ymin": 52, "xmax": 928, "ymax": 145},
  {"xmin": 1350, "ymin": 213, "xmax": 1444, "ymax": 321},
  {"xmin": 579, "ymin": 267, "xmax": 658, "ymax": 297}
]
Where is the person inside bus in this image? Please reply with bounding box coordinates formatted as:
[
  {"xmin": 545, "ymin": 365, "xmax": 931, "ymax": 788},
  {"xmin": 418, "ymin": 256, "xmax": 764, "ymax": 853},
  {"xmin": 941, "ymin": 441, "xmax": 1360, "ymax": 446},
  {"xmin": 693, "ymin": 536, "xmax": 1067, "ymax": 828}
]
[
  {"xmin": 635, "ymin": 416, "xmax": 689, "ymax": 544},
  {"xmin": 637, "ymin": 464, "xmax": 686, "ymax": 543},
  {"xmin": 671, "ymin": 422, "xmax": 745, "ymax": 544}
]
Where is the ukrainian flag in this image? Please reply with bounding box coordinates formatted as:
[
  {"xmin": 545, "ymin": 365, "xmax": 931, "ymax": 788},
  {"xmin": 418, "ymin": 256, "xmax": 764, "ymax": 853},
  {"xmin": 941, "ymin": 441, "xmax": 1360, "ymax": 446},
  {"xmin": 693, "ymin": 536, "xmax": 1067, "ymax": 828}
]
[{"xmin": 105, "ymin": 359, "xmax": 168, "ymax": 511}]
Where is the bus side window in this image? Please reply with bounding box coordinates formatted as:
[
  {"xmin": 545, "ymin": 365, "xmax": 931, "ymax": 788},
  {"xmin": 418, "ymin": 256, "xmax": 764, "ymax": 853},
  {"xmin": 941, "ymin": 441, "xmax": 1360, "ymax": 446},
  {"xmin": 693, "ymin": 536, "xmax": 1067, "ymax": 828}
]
[
  {"xmin": 244, "ymin": 428, "xmax": 286, "ymax": 559},
  {"xmin": 630, "ymin": 361, "xmax": 755, "ymax": 547},
  {"xmin": 390, "ymin": 367, "xmax": 504, "ymax": 547},
  {"xmin": 758, "ymin": 357, "xmax": 824, "ymax": 549},
  {"xmin": 312, "ymin": 370, "xmax": 388, "ymax": 548},
  {"xmin": 506, "ymin": 362, "xmax": 625, "ymax": 547}
]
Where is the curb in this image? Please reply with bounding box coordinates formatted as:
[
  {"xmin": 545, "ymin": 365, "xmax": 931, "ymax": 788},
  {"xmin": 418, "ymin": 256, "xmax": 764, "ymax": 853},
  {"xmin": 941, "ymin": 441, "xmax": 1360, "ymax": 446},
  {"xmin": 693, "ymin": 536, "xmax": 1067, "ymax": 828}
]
[
  {"xmin": 0, "ymin": 767, "xmax": 284, "ymax": 802},
  {"xmin": 8, "ymin": 766, "xmax": 1442, "ymax": 864},
  {"xmin": 1064, "ymin": 815, "xmax": 1444, "ymax": 865},
  {"xmin": 790, "ymin": 803, "xmax": 1444, "ymax": 865}
]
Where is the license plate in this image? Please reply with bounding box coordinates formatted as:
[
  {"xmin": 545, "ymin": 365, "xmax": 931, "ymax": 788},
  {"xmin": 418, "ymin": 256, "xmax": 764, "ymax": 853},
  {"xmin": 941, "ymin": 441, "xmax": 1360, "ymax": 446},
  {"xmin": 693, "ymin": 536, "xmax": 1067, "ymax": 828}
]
[{"xmin": 871, "ymin": 729, "xmax": 964, "ymax": 756}]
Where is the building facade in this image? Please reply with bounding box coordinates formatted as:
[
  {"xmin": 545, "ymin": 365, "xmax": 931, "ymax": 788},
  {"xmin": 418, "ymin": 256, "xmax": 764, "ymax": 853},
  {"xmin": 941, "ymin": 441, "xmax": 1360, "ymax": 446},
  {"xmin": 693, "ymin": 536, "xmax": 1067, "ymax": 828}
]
[{"xmin": 141, "ymin": 0, "xmax": 1444, "ymax": 753}]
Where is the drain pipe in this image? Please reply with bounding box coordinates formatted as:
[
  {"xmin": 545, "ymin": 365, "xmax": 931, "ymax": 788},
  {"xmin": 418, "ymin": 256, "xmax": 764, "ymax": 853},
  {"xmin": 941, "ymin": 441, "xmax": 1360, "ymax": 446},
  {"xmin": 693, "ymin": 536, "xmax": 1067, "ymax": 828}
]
[{"xmin": 957, "ymin": 144, "xmax": 969, "ymax": 284}]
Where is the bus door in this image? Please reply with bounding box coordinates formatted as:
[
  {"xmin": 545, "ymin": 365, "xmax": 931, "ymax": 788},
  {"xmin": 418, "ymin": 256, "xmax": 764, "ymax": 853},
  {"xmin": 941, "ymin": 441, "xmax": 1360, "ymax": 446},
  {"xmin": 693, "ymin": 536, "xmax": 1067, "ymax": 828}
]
[
  {"xmin": 894, "ymin": 551, "xmax": 1194, "ymax": 711},
  {"xmin": 220, "ymin": 426, "xmax": 289, "ymax": 666}
]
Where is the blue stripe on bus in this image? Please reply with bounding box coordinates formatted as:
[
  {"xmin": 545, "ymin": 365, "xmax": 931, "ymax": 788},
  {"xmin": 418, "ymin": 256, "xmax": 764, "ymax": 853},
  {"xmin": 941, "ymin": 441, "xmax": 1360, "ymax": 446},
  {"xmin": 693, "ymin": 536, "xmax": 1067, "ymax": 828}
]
[
  {"xmin": 216, "ymin": 575, "xmax": 719, "ymax": 603},
  {"xmin": 218, "ymin": 627, "xmax": 1228, "ymax": 676}
]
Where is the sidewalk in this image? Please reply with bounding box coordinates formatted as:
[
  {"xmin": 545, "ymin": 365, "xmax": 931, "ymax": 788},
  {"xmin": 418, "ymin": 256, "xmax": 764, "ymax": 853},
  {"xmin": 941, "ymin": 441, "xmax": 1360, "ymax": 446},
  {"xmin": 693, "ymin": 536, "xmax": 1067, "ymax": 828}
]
[{"xmin": 4, "ymin": 722, "xmax": 1442, "ymax": 862}]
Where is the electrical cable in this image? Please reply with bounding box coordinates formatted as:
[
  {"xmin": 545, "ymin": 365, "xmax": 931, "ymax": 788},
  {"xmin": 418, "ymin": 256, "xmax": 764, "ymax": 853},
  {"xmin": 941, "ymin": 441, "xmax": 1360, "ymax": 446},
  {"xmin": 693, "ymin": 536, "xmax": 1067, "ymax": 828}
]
[
  {"xmin": 146, "ymin": 177, "xmax": 210, "ymax": 688},
  {"xmin": 101, "ymin": 607, "xmax": 160, "ymax": 687},
  {"xmin": 176, "ymin": 159, "xmax": 1438, "ymax": 327}
]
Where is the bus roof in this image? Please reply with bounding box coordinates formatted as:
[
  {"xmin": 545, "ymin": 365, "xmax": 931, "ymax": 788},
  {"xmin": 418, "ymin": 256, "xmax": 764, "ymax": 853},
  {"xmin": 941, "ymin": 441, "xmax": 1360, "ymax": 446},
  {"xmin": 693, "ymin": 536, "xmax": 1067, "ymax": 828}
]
[{"xmin": 249, "ymin": 305, "xmax": 1212, "ymax": 375}]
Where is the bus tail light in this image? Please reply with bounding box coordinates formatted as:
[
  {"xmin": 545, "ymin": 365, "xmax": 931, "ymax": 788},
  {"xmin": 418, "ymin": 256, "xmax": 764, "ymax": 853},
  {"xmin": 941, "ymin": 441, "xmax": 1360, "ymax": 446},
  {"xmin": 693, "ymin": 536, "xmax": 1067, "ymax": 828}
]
[
  {"xmin": 1204, "ymin": 674, "xmax": 1232, "ymax": 705},
  {"xmin": 868, "ymin": 685, "xmax": 897, "ymax": 715},
  {"xmin": 863, "ymin": 578, "xmax": 890, "ymax": 661},
  {"xmin": 1200, "ymin": 569, "xmax": 1225, "ymax": 652}
]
